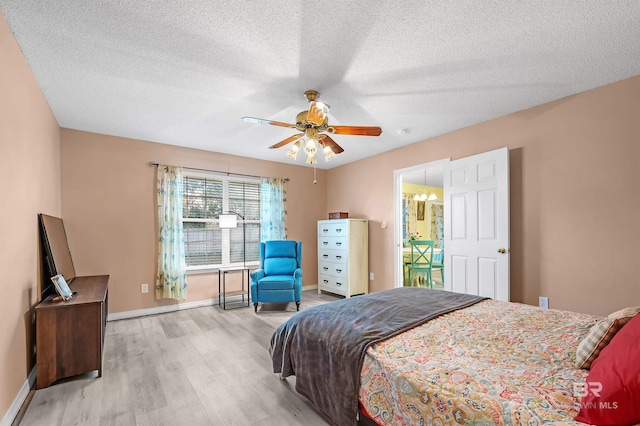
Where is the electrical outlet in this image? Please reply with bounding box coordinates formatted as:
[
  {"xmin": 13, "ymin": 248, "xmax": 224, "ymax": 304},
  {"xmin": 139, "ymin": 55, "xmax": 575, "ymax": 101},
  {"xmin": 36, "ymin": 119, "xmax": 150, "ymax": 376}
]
[
  {"xmin": 539, "ymin": 296, "xmax": 549, "ymax": 310},
  {"xmin": 369, "ymin": 272, "xmax": 374, "ymax": 280},
  {"xmin": 141, "ymin": 283, "xmax": 149, "ymax": 293}
]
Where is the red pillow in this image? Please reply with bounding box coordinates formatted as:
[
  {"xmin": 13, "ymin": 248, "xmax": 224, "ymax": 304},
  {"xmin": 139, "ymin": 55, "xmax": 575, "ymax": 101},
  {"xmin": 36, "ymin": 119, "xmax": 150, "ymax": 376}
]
[{"xmin": 574, "ymin": 313, "xmax": 640, "ymax": 425}]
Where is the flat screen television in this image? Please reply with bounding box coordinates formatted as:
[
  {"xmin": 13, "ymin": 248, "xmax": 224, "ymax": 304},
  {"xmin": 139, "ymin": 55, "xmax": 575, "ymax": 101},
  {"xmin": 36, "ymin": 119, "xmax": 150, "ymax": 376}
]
[{"xmin": 39, "ymin": 214, "xmax": 76, "ymax": 301}]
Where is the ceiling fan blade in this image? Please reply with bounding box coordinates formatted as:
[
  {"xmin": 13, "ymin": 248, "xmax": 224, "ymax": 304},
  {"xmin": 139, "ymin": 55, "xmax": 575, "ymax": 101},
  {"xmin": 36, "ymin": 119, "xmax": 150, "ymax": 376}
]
[
  {"xmin": 319, "ymin": 135, "xmax": 344, "ymax": 154},
  {"xmin": 242, "ymin": 116, "xmax": 296, "ymax": 128},
  {"xmin": 269, "ymin": 133, "xmax": 304, "ymax": 149},
  {"xmin": 329, "ymin": 125, "xmax": 382, "ymax": 136}
]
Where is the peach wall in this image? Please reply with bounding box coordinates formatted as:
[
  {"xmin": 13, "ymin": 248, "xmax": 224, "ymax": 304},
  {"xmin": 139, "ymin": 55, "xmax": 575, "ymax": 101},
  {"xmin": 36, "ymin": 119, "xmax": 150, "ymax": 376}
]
[
  {"xmin": 60, "ymin": 130, "xmax": 326, "ymax": 313},
  {"xmin": 328, "ymin": 75, "xmax": 640, "ymax": 316},
  {"xmin": 0, "ymin": 12, "xmax": 61, "ymax": 421}
]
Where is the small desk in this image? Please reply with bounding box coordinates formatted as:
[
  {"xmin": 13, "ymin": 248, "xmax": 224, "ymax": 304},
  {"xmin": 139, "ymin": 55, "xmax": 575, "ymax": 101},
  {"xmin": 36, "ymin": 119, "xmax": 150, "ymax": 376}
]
[{"xmin": 218, "ymin": 266, "xmax": 250, "ymax": 309}]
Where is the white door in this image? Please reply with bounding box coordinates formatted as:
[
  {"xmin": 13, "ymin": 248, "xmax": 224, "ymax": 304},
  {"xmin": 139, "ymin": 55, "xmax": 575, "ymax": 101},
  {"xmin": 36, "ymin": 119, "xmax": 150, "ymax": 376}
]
[{"xmin": 443, "ymin": 147, "xmax": 510, "ymax": 301}]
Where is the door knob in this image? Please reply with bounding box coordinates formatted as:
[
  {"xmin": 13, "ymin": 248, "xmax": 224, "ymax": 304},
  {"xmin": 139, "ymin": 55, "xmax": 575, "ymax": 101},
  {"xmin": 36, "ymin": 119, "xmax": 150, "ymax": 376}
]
[{"xmin": 497, "ymin": 247, "xmax": 507, "ymax": 254}]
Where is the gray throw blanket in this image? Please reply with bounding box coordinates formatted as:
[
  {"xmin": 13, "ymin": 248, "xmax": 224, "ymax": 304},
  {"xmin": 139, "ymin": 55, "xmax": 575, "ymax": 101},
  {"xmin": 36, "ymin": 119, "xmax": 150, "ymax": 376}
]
[{"xmin": 270, "ymin": 287, "xmax": 487, "ymax": 426}]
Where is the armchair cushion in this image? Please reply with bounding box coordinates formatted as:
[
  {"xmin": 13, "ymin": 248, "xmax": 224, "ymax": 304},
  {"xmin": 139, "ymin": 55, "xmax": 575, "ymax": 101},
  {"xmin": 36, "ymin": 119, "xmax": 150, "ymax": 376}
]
[
  {"xmin": 264, "ymin": 241, "xmax": 297, "ymax": 258},
  {"xmin": 264, "ymin": 257, "xmax": 297, "ymax": 276},
  {"xmin": 258, "ymin": 275, "xmax": 296, "ymax": 290}
]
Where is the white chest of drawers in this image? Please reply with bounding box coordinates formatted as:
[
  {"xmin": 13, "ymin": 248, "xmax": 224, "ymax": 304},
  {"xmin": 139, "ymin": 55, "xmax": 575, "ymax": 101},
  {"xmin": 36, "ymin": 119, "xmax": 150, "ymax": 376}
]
[{"xmin": 317, "ymin": 219, "xmax": 368, "ymax": 298}]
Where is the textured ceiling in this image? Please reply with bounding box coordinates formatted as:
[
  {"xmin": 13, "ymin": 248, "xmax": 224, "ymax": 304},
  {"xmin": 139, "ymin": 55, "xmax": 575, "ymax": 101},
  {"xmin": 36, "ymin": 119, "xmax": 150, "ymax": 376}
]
[{"xmin": 2, "ymin": 1, "xmax": 639, "ymax": 170}]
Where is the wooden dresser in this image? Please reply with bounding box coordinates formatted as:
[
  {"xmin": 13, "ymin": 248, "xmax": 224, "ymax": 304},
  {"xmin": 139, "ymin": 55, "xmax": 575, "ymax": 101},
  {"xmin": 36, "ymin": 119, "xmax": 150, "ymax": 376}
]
[
  {"xmin": 317, "ymin": 219, "xmax": 368, "ymax": 298},
  {"xmin": 35, "ymin": 275, "xmax": 109, "ymax": 389}
]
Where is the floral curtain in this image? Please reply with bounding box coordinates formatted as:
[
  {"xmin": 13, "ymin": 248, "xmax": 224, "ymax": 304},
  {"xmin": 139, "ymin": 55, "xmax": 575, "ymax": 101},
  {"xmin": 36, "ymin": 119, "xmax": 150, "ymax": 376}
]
[
  {"xmin": 260, "ymin": 177, "xmax": 287, "ymax": 241},
  {"xmin": 402, "ymin": 193, "xmax": 418, "ymax": 245},
  {"xmin": 430, "ymin": 203, "xmax": 444, "ymax": 248},
  {"xmin": 155, "ymin": 165, "xmax": 188, "ymax": 300}
]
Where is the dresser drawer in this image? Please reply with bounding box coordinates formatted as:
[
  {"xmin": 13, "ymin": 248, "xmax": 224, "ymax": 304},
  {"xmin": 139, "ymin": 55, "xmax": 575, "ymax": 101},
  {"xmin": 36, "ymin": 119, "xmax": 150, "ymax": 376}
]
[
  {"xmin": 319, "ymin": 262, "xmax": 348, "ymax": 278},
  {"xmin": 318, "ymin": 236, "xmax": 346, "ymax": 250},
  {"xmin": 319, "ymin": 248, "xmax": 347, "ymax": 264},
  {"xmin": 318, "ymin": 274, "xmax": 347, "ymax": 295},
  {"xmin": 318, "ymin": 221, "xmax": 348, "ymax": 237}
]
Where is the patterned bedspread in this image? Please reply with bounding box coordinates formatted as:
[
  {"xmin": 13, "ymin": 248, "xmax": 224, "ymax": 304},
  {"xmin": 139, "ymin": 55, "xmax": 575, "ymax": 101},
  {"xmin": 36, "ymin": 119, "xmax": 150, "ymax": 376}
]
[{"xmin": 359, "ymin": 299, "xmax": 599, "ymax": 425}]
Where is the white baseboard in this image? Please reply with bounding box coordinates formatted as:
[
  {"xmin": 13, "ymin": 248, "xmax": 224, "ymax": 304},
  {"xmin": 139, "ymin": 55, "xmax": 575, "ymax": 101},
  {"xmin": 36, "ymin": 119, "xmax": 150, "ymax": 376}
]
[
  {"xmin": 107, "ymin": 298, "xmax": 217, "ymax": 321},
  {"xmin": 1, "ymin": 366, "xmax": 36, "ymax": 426},
  {"xmin": 107, "ymin": 285, "xmax": 318, "ymax": 322}
]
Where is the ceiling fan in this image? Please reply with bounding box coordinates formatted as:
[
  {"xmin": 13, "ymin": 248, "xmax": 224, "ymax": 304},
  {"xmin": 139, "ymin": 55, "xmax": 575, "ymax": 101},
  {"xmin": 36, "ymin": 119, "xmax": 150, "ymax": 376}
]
[{"xmin": 242, "ymin": 90, "xmax": 382, "ymax": 164}]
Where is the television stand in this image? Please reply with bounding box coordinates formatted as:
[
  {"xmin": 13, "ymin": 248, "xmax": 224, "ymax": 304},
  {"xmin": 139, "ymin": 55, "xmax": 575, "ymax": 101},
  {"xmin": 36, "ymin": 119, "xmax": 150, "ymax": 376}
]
[{"xmin": 35, "ymin": 275, "xmax": 109, "ymax": 389}]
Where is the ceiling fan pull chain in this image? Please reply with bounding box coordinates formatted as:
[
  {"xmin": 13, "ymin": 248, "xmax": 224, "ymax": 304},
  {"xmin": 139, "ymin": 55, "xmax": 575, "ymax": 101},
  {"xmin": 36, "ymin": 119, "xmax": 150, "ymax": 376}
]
[{"xmin": 313, "ymin": 164, "xmax": 317, "ymax": 185}]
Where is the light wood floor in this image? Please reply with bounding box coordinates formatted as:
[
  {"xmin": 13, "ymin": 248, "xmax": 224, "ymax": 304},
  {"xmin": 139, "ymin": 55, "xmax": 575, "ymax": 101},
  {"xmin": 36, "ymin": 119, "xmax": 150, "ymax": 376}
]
[{"xmin": 18, "ymin": 290, "xmax": 342, "ymax": 426}]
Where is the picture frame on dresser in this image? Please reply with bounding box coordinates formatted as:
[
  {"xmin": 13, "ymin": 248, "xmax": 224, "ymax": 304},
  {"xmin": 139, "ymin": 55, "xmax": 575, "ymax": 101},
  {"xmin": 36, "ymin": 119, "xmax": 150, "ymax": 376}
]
[{"xmin": 50, "ymin": 274, "xmax": 73, "ymax": 300}]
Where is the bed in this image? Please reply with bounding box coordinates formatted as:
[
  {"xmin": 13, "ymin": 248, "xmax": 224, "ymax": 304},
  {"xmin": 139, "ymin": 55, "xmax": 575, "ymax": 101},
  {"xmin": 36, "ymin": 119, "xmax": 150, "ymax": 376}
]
[
  {"xmin": 270, "ymin": 287, "xmax": 640, "ymax": 425},
  {"xmin": 358, "ymin": 297, "xmax": 593, "ymax": 425}
]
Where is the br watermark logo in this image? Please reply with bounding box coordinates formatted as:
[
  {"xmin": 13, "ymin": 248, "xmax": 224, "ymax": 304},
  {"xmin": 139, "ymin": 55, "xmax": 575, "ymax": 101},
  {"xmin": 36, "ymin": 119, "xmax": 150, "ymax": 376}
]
[{"xmin": 574, "ymin": 382, "xmax": 619, "ymax": 409}]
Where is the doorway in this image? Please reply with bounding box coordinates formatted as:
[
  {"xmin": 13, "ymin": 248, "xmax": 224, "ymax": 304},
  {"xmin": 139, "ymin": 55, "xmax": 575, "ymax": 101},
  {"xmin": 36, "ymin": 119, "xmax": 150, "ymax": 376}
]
[{"xmin": 393, "ymin": 159, "xmax": 447, "ymax": 288}]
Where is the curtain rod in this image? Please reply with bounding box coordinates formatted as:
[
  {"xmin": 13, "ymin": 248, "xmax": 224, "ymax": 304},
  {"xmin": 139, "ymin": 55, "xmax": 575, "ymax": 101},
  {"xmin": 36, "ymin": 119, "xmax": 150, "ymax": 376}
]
[{"xmin": 147, "ymin": 162, "xmax": 289, "ymax": 182}]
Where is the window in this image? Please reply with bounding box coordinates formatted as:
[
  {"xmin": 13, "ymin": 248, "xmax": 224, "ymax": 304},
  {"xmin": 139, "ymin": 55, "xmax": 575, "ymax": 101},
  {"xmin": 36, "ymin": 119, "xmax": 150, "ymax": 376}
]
[{"xmin": 182, "ymin": 172, "xmax": 260, "ymax": 270}]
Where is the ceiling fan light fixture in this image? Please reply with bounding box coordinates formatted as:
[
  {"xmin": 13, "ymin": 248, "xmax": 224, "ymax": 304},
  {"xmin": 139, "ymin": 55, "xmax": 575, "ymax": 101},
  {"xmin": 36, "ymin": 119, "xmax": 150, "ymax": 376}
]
[
  {"xmin": 322, "ymin": 143, "xmax": 336, "ymax": 162},
  {"xmin": 304, "ymin": 137, "xmax": 317, "ymax": 155},
  {"xmin": 285, "ymin": 141, "xmax": 300, "ymax": 160},
  {"xmin": 307, "ymin": 101, "xmax": 330, "ymax": 126}
]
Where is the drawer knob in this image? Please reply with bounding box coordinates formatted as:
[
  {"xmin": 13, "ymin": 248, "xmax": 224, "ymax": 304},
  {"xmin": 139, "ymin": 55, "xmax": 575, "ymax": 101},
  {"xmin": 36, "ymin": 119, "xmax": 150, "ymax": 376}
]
[
  {"xmin": 336, "ymin": 269, "xmax": 342, "ymax": 273},
  {"xmin": 323, "ymin": 267, "xmax": 328, "ymax": 271},
  {"xmin": 336, "ymin": 282, "xmax": 342, "ymax": 286},
  {"xmin": 336, "ymin": 228, "xmax": 342, "ymax": 233},
  {"xmin": 335, "ymin": 255, "xmax": 342, "ymax": 259},
  {"xmin": 323, "ymin": 242, "xmax": 328, "ymax": 245},
  {"xmin": 322, "ymin": 229, "xmax": 328, "ymax": 233},
  {"xmin": 336, "ymin": 242, "xmax": 342, "ymax": 246},
  {"xmin": 323, "ymin": 254, "xmax": 328, "ymax": 258},
  {"xmin": 323, "ymin": 280, "xmax": 328, "ymax": 284}
]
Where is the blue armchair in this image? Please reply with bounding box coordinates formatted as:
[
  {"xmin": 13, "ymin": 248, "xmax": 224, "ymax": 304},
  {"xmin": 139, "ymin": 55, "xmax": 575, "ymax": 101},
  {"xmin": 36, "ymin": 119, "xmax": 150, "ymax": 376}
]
[{"xmin": 250, "ymin": 240, "xmax": 302, "ymax": 313}]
